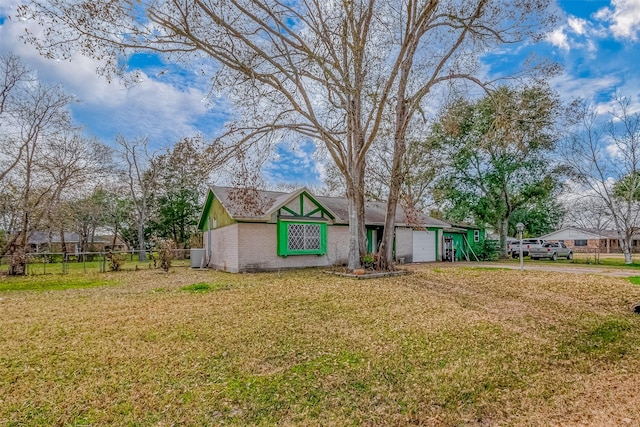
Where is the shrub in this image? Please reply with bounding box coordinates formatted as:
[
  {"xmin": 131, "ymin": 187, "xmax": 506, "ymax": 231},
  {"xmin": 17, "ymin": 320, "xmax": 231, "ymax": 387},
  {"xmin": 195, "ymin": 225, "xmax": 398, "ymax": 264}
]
[
  {"xmin": 472, "ymin": 240, "xmax": 499, "ymax": 261},
  {"xmin": 156, "ymin": 239, "xmax": 175, "ymax": 272},
  {"xmin": 106, "ymin": 252, "xmax": 126, "ymax": 271},
  {"xmin": 361, "ymin": 253, "xmax": 376, "ymax": 270}
]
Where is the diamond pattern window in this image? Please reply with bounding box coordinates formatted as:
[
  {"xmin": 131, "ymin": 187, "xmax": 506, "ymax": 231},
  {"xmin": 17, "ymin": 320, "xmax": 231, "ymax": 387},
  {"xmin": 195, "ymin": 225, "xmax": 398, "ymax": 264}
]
[{"xmin": 278, "ymin": 221, "xmax": 327, "ymax": 256}]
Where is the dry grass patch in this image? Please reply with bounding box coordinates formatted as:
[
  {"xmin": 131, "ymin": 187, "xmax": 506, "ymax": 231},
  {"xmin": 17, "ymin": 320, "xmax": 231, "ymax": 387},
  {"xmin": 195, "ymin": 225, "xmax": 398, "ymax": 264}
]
[{"xmin": 2, "ymin": 267, "xmax": 640, "ymax": 426}]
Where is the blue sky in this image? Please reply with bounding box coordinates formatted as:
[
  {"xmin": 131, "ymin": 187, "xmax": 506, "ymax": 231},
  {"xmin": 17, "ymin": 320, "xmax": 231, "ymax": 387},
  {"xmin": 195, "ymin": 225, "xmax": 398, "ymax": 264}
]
[{"xmin": 2, "ymin": 0, "xmax": 640, "ymax": 187}]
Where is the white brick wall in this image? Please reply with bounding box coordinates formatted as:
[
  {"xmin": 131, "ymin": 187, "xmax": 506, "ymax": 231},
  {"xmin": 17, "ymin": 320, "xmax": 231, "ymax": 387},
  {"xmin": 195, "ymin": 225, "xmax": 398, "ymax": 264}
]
[
  {"xmin": 203, "ymin": 224, "xmax": 240, "ymax": 272},
  {"xmin": 234, "ymin": 223, "xmax": 350, "ymax": 272}
]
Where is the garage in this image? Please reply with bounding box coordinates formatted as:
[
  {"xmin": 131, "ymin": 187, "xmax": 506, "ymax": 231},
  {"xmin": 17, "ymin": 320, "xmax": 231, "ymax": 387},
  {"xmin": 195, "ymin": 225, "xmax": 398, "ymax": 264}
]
[{"xmin": 412, "ymin": 230, "xmax": 436, "ymax": 262}]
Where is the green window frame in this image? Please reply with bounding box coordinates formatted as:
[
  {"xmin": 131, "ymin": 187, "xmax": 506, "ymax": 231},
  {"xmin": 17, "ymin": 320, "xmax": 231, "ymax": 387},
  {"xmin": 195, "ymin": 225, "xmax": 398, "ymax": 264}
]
[{"xmin": 277, "ymin": 220, "xmax": 327, "ymax": 256}]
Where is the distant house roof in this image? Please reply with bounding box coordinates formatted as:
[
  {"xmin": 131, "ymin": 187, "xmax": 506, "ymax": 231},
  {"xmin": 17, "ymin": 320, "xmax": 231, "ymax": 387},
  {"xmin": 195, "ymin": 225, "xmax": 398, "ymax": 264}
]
[
  {"xmin": 28, "ymin": 232, "xmax": 124, "ymax": 246},
  {"xmin": 203, "ymin": 186, "xmax": 450, "ymax": 228},
  {"xmin": 28, "ymin": 232, "xmax": 81, "ymax": 245},
  {"xmin": 539, "ymin": 227, "xmax": 633, "ymax": 241}
]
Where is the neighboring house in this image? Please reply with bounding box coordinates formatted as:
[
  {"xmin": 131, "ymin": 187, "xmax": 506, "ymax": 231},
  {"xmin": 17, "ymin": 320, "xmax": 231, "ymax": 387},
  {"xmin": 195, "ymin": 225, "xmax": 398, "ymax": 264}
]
[
  {"xmin": 197, "ymin": 186, "xmax": 450, "ymax": 272},
  {"xmin": 442, "ymin": 222, "xmax": 486, "ymax": 261},
  {"xmin": 539, "ymin": 227, "xmax": 640, "ymax": 253},
  {"xmin": 28, "ymin": 231, "xmax": 128, "ymax": 253}
]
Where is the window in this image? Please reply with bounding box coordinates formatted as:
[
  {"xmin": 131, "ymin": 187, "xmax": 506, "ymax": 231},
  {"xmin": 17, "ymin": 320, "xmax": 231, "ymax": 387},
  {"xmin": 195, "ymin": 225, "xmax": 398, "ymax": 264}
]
[
  {"xmin": 473, "ymin": 230, "xmax": 480, "ymax": 242},
  {"xmin": 574, "ymin": 239, "xmax": 587, "ymax": 247},
  {"xmin": 278, "ymin": 221, "xmax": 327, "ymax": 256}
]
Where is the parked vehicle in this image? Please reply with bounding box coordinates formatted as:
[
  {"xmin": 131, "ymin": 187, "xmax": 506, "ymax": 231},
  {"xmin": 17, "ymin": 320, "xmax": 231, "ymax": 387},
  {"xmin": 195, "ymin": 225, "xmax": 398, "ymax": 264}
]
[
  {"xmin": 529, "ymin": 242, "xmax": 573, "ymax": 261},
  {"xmin": 509, "ymin": 238, "xmax": 546, "ymax": 258}
]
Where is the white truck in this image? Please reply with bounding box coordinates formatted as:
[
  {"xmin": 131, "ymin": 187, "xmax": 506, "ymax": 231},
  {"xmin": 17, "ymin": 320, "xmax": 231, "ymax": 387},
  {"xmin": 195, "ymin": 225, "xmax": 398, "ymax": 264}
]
[
  {"xmin": 508, "ymin": 238, "xmax": 545, "ymax": 258},
  {"xmin": 529, "ymin": 242, "xmax": 573, "ymax": 261}
]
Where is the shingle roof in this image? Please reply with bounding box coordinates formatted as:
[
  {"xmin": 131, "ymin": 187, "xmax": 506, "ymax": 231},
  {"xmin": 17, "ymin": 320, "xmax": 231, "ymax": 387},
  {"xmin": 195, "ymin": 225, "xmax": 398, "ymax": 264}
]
[
  {"xmin": 539, "ymin": 226, "xmax": 640, "ymax": 240},
  {"xmin": 28, "ymin": 232, "xmax": 119, "ymax": 245},
  {"xmin": 28, "ymin": 231, "xmax": 81, "ymax": 245},
  {"xmin": 210, "ymin": 186, "xmax": 450, "ymax": 228}
]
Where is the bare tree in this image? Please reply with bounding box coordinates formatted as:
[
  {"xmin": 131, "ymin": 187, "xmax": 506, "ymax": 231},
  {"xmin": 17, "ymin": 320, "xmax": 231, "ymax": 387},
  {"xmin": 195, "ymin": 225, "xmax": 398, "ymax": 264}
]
[
  {"xmin": 0, "ymin": 53, "xmax": 33, "ymax": 182},
  {"xmin": 116, "ymin": 135, "xmax": 156, "ymax": 262},
  {"xmin": 561, "ymin": 194, "xmax": 611, "ymax": 263},
  {"xmin": 1, "ymin": 79, "xmax": 75, "ymax": 274},
  {"xmin": 21, "ymin": 0, "xmax": 555, "ymax": 269},
  {"xmin": 39, "ymin": 131, "xmax": 113, "ymax": 254},
  {"xmin": 562, "ymin": 96, "xmax": 640, "ymax": 264},
  {"xmin": 561, "ymin": 193, "xmax": 611, "ymax": 231}
]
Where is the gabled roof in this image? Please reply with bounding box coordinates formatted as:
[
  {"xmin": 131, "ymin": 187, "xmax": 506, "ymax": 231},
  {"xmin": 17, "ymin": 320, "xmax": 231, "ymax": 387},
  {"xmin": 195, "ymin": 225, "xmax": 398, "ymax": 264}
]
[
  {"xmin": 27, "ymin": 232, "xmax": 120, "ymax": 245},
  {"xmin": 200, "ymin": 186, "xmax": 450, "ymax": 228},
  {"xmin": 539, "ymin": 227, "xmax": 628, "ymax": 240},
  {"xmin": 315, "ymin": 196, "xmax": 450, "ymax": 227},
  {"xmin": 29, "ymin": 232, "xmax": 81, "ymax": 245},
  {"xmin": 443, "ymin": 221, "xmax": 483, "ymax": 233}
]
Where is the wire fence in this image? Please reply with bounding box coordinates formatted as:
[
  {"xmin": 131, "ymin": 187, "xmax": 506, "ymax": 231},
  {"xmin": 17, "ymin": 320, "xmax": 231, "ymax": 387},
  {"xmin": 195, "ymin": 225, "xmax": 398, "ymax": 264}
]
[{"xmin": 0, "ymin": 249, "xmax": 194, "ymax": 275}]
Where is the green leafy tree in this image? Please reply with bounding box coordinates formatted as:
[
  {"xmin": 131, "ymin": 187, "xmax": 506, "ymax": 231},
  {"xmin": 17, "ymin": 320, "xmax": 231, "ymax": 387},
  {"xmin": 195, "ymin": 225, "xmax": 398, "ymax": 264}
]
[
  {"xmin": 433, "ymin": 85, "xmax": 563, "ymax": 257},
  {"xmin": 509, "ymin": 194, "xmax": 564, "ymax": 237},
  {"xmin": 148, "ymin": 136, "xmax": 212, "ymax": 248},
  {"xmin": 151, "ymin": 188, "xmax": 200, "ymax": 248}
]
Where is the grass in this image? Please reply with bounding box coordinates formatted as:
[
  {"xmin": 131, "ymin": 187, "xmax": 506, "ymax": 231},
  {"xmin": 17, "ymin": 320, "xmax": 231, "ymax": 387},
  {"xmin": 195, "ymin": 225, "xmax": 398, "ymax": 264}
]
[
  {"xmin": 507, "ymin": 252, "xmax": 640, "ymax": 269},
  {"xmin": 0, "ymin": 274, "xmax": 116, "ymax": 292},
  {"xmin": 2, "ymin": 266, "xmax": 640, "ymax": 425},
  {"xmin": 0, "ymin": 256, "xmax": 191, "ymax": 275}
]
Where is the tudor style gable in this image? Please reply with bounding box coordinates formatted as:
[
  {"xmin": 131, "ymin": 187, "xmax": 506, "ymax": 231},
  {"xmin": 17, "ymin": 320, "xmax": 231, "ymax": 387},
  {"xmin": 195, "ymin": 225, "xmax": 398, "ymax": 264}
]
[
  {"xmin": 273, "ymin": 190, "xmax": 335, "ymax": 257},
  {"xmin": 276, "ymin": 190, "xmax": 335, "ymax": 221}
]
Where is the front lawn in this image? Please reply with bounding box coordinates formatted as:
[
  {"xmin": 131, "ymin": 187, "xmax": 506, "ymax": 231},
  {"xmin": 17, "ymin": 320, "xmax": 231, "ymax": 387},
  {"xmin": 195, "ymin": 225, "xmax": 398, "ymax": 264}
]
[{"xmin": 1, "ymin": 267, "xmax": 640, "ymax": 426}]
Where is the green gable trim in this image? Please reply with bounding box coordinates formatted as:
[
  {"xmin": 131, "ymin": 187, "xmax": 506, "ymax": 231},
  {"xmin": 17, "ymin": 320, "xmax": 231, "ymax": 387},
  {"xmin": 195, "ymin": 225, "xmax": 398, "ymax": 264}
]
[
  {"xmin": 300, "ymin": 194, "xmax": 304, "ymax": 217},
  {"xmin": 280, "ymin": 191, "xmax": 335, "ymax": 219},
  {"xmin": 305, "ymin": 207, "xmax": 323, "ymax": 217},
  {"xmin": 281, "ymin": 206, "xmax": 298, "ymax": 216},
  {"xmin": 198, "ymin": 191, "xmax": 215, "ymax": 231},
  {"xmin": 277, "ymin": 219, "xmax": 327, "ymax": 257},
  {"xmin": 198, "ymin": 191, "xmax": 236, "ymax": 231}
]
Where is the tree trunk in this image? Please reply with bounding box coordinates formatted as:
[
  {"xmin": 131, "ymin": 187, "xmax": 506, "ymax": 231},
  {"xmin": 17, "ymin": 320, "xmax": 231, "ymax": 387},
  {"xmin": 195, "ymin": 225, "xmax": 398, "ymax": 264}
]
[
  {"xmin": 59, "ymin": 229, "xmax": 66, "ymax": 254},
  {"xmin": 499, "ymin": 219, "xmax": 509, "ymax": 259},
  {"xmin": 10, "ymin": 211, "xmax": 29, "ymax": 275},
  {"xmin": 378, "ymin": 131, "xmax": 408, "ymax": 271},
  {"xmin": 138, "ymin": 197, "xmax": 147, "ymax": 262},
  {"xmin": 112, "ymin": 223, "xmax": 118, "ymax": 248},
  {"xmin": 621, "ymin": 237, "xmax": 633, "ymax": 264},
  {"xmin": 138, "ymin": 221, "xmax": 146, "ymax": 262},
  {"xmin": 345, "ymin": 164, "xmax": 367, "ymax": 271}
]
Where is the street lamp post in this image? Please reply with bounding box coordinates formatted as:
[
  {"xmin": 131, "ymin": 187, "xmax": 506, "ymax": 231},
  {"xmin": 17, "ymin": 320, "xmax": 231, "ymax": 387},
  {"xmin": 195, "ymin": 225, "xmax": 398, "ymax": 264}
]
[{"xmin": 516, "ymin": 222, "xmax": 524, "ymax": 271}]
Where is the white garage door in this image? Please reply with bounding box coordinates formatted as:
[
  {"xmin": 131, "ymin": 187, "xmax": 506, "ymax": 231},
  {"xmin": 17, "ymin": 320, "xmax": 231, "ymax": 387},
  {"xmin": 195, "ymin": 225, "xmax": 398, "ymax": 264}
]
[{"xmin": 412, "ymin": 230, "xmax": 436, "ymax": 262}]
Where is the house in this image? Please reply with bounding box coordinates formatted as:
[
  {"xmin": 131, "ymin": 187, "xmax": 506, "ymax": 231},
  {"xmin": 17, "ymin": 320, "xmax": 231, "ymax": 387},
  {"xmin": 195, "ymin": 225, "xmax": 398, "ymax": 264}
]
[
  {"xmin": 442, "ymin": 222, "xmax": 486, "ymax": 261},
  {"xmin": 28, "ymin": 231, "xmax": 128, "ymax": 253},
  {"xmin": 539, "ymin": 227, "xmax": 639, "ymax": 253},
  {"xmin": 197, "ymin": 186, "xmax": 450, "ymax": 272}
]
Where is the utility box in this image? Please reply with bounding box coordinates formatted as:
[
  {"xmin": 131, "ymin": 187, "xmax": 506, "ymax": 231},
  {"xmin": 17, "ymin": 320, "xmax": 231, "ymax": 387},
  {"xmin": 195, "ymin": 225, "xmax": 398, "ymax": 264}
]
[{"xmin": 190, "ymin": 248, "xmax": 205, "ymax": 268}]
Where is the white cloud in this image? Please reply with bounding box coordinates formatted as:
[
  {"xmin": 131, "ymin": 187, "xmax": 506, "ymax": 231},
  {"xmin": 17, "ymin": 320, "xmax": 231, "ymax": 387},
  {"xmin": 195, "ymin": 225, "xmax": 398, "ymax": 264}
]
[
  {"xmin": 545, "ymin": 15, "xmax": 596, "ymax": 52},
  {"xmin": 568, "ymin": 16, "xmax": 588, "ymax": 35},
  {"xmin": 0, "ymin": 8, "xmax": 226, "ymax": 148},
  {"xmin": 549, "ymin": 73, "xmax": 620, "ymax": 104},
  {"xmin": 546, "ymin": 27, "xmax": 570, "ymax": 50},
  {"xmin": 605, "ymin": 141, "xmax": 621, "ymax": 159},
  {"xmin": 595, "ymin": 0, "xmax": 640, "ymax": 40}
]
